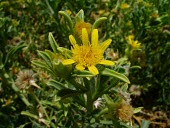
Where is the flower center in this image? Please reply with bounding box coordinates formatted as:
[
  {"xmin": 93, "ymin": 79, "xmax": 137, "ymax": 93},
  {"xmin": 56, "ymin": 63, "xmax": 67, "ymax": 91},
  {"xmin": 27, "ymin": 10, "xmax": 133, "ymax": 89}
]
[{"xmin": 72, "ymin": 45, "xmax": 103, "ymax": 67}]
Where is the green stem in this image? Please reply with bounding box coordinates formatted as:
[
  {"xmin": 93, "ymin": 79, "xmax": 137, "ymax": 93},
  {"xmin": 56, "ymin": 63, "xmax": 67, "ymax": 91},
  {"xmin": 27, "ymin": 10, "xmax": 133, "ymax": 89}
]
[
  {"xmin": 86, "ymin": 90, "xmax": 93, "ymax": 113},
  {"xmin": 70, "ymin": 109, "xmax": 80, "ymax": 128},
  {"xmin": 84, "ymin": 78, "xmax": 93, "ymax": 113},
  {"xmin": 12, "ymin": 82, "xmax": 32, "ymax": 106},
  {"xmin": 29, "ymin": 89, "xmax": 57, "ymax": 128},
  {"xmin": 68, "ymin": 79, "xmax": 87, "ymax": 91}
]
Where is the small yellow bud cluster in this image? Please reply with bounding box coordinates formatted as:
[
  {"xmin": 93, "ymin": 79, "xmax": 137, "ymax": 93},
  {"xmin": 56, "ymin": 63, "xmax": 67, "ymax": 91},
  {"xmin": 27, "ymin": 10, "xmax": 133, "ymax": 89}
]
[{"xmin": 74, "ymin": 22, "xmax": 92, "ymax": 38}]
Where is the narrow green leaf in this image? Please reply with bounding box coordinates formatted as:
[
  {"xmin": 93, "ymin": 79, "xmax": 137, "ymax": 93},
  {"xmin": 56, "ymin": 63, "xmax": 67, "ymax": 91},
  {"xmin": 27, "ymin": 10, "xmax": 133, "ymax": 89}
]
[
  {"xmin": 141, "ymin": 120, "xmax": 150, "ymax": 128},
  {"xmin": 41, "ymin": 99, "xmax": 61, "ymax": 106},
  {"xmin": 57, "ymin": 47, "xmax": 72, "ymax": 58},
  {"xmin": 4, "ymin": 42, "xmax": 26, "ymax": 65},
  {"xmin": 45, "ymin": 0, "xmax": 54, "ymax": 15},
  {"xmin": 67, "ymin": 79, "xmax": 87, "ymax": 91},
  {"xmin": 130, "ymin": 66, "xmax": 141, "ymax": 69},
  {"xmin": 101, "ymin": 68, "xmax": 130, "ymax": 84},
  {"xmin": 38, "ymin": 51, "xmax": 52, "ymax": 68},
  {"xmin": 121, "ymin": 84, "xmax": 128, "ymax": 92},
  {"xmin": 58, "ymin": 89, "xmax": 84, "ymax": 99},
  {"xmin": 75, "ymin": 9, "xmax": 84, "ymax": 22},
  {"xmin": 133, "ymin": 107, "xmax": 143, "ymax": 114},
  {"xmin": 32, "ymin": 60, "xmax": 49, "ymax": 69},
  {"xmin": 17, "ymin": 122, "xmax": 31, "ymax": 128},
  {"xmin": 100, "ymin": 120, "xmax": 113, "ymax": 125},
  {"xmin": 21, "ymin": 111, "xmax": 39, "ymax": 120},
  {"xmin": 92, "ymin": 17, "xmax": 107, "ymax": 30},
  {"xmin": 48, "ymin": 32, "xmax": 59, "ymax": 53},
  {"xmin": 72, "ymin": 70, "xmax": 94, "ymax": 77},
  {"xmin": 59, "ymin": 11, "xmax": 73, "ymax": 34},
  {"xmin": 44, "ymin": 49, "xmax": 56, "ymax": 59},
  {"xmin": 0, "ymin": 52, "xmax": 3, "ymax": 69},
  {"xmin": 47, "ymin": 79, "xmax": 66, "ymax": 90},
  {"xmin": 31, "ymin": 60, "xmax": 53, "ymax": 74}
]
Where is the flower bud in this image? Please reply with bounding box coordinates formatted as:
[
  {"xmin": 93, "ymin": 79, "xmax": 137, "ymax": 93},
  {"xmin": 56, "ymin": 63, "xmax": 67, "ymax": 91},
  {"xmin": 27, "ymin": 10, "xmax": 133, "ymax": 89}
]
[{"xmin": 52, "ymin": 55, "xmax": 72, "ymax": 78}]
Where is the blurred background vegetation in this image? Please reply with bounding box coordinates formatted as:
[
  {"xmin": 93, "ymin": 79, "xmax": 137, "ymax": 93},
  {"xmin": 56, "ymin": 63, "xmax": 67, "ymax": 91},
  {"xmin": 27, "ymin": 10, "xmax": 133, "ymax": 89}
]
[{"xmin": 0, "ymin": 0, "xmax": 170, "ymax": 127}]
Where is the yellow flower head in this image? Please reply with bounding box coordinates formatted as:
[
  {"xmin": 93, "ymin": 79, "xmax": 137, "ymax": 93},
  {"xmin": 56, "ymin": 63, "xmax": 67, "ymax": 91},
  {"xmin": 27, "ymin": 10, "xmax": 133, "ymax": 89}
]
[
  {"xmin": 65, "ymin": 9, "xmax": 72, "ymax": 15},
  {"xmin": 127, "ymin": 35, "xmax": 141, "ymax": 50},
  {"xmin": 120, "ymin": 3, "xmax": 129, "ymax": 9},
  {"xmin": 74, "ymin": 22, "xmax": 92, "ymax": 38},
  {"xmin": 62, "ymin": 28, "xmax": 114, "ymax": 75}
]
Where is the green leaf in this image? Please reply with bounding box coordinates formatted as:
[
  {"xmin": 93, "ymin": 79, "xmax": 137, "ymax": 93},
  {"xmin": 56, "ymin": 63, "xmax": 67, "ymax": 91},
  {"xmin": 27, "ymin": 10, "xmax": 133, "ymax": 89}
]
[
  {"xmin": 47, "ymin": 79, "xmax": 66, "ymax": 90},
  {"xmin": 4, "ymin": 42, "xmax": 26, "ymax": 66},
  {"xmin": 121, "ymin": 84, "xmax": 128, "ymax": 92},
  {"xmin": 57, "ymin": 47, "xmax": 72, "ymax": 58},
  {"xmin": 38, "ymin": 51, "xmax": 52, "ymax": 68},
  {"xmin": 17, "ymin": 122, "xmax": 31, "ymax": 128},
  {"xmin": 72, "ymin": 70, "xmax": 94, "ymax": 77},
  {"xmin": 133, "ymin": 107, "xmax": 143, "ymax": 114},
  {"xmin": 75, "ymin": 9, "xmax": 84, "ymax": 22},
  {"xmin": 141, "ymin": 120, "xmax": 150, "ymax": 128},
  {"xmin": 45, "ymin": 0, "xmax": 54, "ymax": 14},
  {"xmin": 100, "ymin": 120, "xmax": 113, "ymax": 125},
  {"xmin": 31, "ymin": 60, "xmax": 53, "ymax": 74},
  {"xmin": 92, "ymin": 17, "xmax": 107, "ymax": 30},
  {"xmin": 59, "ymin": 11, "xmax": 73, "ymax": 34},
  {"xmin": 44, "ymin": 49, "xmax": 56, "ymax": 59},
  {"xmin": 21, "ymin": 111, "xmax": 39, "ymax": 120},
  {"xmin": 101, "ymin": 68, "xmax": 130, "ymax": 84},
  {"xmin": 57, "ymin": 89, "xmax": 84, "ymax": 99},
  {"xmin": 41, "ymin": 100, "xmax": 62, "ymax": 109},
  {"xmin": 130, "ymin": 66, "xmax": 141, "ymax": 69},
  {"xmin": 48, "ymin": 32, "xmax": 59, "ymax": 53},
  {"xmin": 22, "ymin": 111, "xmax": 50, "ymax": 127},
  {"xmin": 32, "ymin": 60, "xmax": 49, "ymax": 69},
  {"xmin": 0, "ymin": 52, "xmax": 3, "ymax": 69},
  {"xmin": 67, "ymin": 79, "xmax": 87, "ymax": 91}
]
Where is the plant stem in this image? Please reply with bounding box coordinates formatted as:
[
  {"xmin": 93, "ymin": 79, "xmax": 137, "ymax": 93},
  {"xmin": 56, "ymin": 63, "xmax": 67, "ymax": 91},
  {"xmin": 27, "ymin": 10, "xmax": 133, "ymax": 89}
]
[
  {"xmin": 86, "ymin": 89, "xmax": 93, "ymax": 113},
  {"xmin": 29, "ymin": 89, "xmax": 57, "ymax": 128},
  {"xmin": 84, "ymin": 78, "xmax": 93, "ymax": 113}
]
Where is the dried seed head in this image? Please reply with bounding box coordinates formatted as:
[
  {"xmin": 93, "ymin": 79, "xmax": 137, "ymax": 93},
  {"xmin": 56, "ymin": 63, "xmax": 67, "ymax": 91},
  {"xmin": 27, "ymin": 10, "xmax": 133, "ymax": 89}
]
[
  {"xmin": 15, "ymin": 69, "xmax": 37, "ymax": 89},
  {"xmin": 129, "ymin": 85, "xmax": 141, "ymax": 96},
  {"xmin": 116, "ymin": 103, "xmax": 133, "ymax": 122}
]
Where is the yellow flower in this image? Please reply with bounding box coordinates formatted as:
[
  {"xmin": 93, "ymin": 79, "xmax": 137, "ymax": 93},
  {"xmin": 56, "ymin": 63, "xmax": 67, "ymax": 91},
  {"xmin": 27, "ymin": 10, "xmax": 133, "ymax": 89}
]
[
  {"xmin": 74, "ymin": 22, "xmax": 92, "ymax": 38},
  {"xmin": 65, "ymin": 9, "xmax": 72, "ymax": 15},
  {"xmin": 62, "ymin": 28, "xmax": 114, "ymax": 75},
  {"xmin": 120, "ymin": 3, "xmax": 129, "ymax": 9},
  {"xmin": 127, "ymin": 35, "xmax": 141, "ymax": 50}
]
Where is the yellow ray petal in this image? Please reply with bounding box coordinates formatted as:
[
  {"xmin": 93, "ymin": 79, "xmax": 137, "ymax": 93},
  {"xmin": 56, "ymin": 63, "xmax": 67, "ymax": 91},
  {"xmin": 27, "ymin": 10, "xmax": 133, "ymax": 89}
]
[
  {"xmin": 82, "ymin": 28, "xmax": 89, "ymax": 46},
  {"xmin": 69, "ymin": 35, "xmax": 78, "ymax": 48},
  {"xmin": 100, "ymin": 39, "xmax": 112, "ymax": 52},
  {"xmin": 99, "ymin": 60, "xmax": 115, "ymax": 66},
  {"xmin": 88, "ymin": 65, "xmax": 99, "ymax": 75},
  {"xmin": 62, "ymin": 59, "xmax": 75, "ymax": 65},
  {"xmin": 91, "ymin": 29, "xmax": 98, "ymax": 47},
  {"xmin": 76, "ymin": 64, "xmax": 85, "ymax": 71},
  {"xmin": 128, "ymin": 36, "xmax": 132, "ymax": 45}
]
